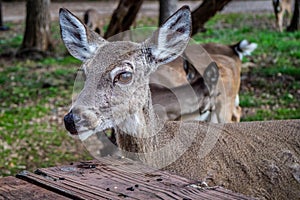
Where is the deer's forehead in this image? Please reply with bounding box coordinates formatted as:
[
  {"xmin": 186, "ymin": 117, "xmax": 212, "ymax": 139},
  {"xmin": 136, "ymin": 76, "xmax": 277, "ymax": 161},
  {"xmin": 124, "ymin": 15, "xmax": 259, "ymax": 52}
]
[
  {"xmin": 84, "ymin": 41, "xmax": 143, "ymax": 73},
  {"xmin": 97, "ymin": 41, "xmax": 142, "ymax": 62}
]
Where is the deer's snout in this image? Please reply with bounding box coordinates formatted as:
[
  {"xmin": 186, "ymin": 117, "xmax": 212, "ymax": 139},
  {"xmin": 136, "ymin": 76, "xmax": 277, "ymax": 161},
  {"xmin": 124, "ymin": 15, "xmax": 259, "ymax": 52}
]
[{"xmin": 64, "ymin": 111, "xmax": 79, "ymax": 135}]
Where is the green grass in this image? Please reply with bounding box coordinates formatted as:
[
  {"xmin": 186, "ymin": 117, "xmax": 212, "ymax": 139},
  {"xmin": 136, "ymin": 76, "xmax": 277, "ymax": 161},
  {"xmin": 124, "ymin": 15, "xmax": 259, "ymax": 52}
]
[
  {"xmin": 241, "ymin": 108, "xmax": 300, "ymax": 121},
  {"xmin": 0, "ymin": 60, "xmax": 92, "ymax": 176},
  {"xmin": 0, "ymin": 20, "xmax": 94, "ymax": 177},
  {"xmin": 0, "ymin": 50, "xmax": 91, "ymax": 177},
  {"xmin": 40, "ymin": 56, "xmax": 81, "ymax": 66},
  {"xmin": 0, "ymin": 34, "xmax": 23, "ymax": 49},
  {"xmin": 253, "ymin": 65, "xmax": 300, "ymax": 79}
]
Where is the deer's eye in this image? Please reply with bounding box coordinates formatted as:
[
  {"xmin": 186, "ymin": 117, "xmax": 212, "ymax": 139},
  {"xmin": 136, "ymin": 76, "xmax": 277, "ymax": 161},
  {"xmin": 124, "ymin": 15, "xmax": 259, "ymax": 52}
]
[{"xmin": 113, "ymin": 71, "xmax": 133, "ymax": 85}]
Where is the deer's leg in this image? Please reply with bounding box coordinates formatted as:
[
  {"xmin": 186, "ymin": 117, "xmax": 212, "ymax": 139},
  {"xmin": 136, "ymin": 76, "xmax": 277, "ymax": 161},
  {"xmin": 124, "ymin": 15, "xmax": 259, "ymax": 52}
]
[
  {"xmin": 231, "ymin": 106, "xmax": 241, "ymax": 122},
  {"xmin": 277, "ymin": 11, "xmax": 284, "ymax": 32}
]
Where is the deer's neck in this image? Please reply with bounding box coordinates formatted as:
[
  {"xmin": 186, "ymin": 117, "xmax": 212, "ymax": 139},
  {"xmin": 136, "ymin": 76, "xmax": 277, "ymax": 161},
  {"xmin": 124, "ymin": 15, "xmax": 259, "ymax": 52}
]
[
  {"xmin": 117, "ymin": 110, "xmax": 148, "ymax": 137},
  {"xmin": 115, "ymin": 88, "xmax": 163, "ymax": 159}
]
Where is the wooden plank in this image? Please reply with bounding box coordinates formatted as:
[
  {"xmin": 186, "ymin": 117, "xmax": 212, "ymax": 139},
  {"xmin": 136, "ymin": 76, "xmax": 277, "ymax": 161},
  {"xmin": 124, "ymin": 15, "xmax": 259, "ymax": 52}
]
[
  {"xmin": 16, "ymin": 157, "xmax": 255, "ymax": 200},
  {"xmin": 0, "ymin": 176, "xmax": 69, "ymax": 200}
]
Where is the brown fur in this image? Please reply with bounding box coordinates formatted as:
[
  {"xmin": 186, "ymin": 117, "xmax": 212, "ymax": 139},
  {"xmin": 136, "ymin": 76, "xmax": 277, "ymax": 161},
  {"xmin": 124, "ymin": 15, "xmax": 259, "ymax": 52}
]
[
  {"xmin": 115, "ymin": 119, "xmax": 300, "ymax": 199},
  {"xmin": 157, "ymin": 44, "xmax": 242, "ymax": 123},
  {"xmin": 150, "ymin": 75, "xmax": 211, "ymax": 121},
  {"xmin": 164, "ymin": 120, "xmax": 300, "ymax": 199}
]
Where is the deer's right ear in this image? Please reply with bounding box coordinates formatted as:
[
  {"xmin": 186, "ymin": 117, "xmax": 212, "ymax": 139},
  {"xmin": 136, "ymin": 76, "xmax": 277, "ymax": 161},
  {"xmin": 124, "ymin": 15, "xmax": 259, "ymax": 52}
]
[
  {"xmin": 144, "ymin": 6, "xmax": 191, "ymax": 71},
  {"xmin": 59, "ymin": 8, "xmax": 106, "ymax": 62}
]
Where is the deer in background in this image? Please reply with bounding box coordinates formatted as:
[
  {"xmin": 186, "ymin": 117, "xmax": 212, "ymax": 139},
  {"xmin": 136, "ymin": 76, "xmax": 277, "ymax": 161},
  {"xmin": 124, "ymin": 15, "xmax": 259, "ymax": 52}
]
[
  {"xmin": 83, "ymin": 8, "xmax": 104, "ymax": 35},
  {"xmin": 153, "ymin": 40, "xmax": 257, "ymax": 123},
  {"xmin": 151, "ymin": 61, "xmax": 219, "ymax": 122},
  {"xmin": 186, "ymin": 40, "xmax": 257, "ymax": 122},
  {"xmin": 272, "ymin": 0, "xmax": 293, "ymax": 31},
  {"xmin": 60, "ymin": 6, "xmax": 300, "ymax": 199}
]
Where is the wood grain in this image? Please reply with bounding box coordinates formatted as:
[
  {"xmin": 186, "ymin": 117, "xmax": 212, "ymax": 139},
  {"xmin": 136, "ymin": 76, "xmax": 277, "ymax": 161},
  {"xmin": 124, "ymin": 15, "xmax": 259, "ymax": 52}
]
[
  {"xmin": 0, "ymin": 176, "xmax": 68, "ymax": 200},
  {"xmin": 16, "ymin": 158, "xmax": 254, "ymax": 200}
]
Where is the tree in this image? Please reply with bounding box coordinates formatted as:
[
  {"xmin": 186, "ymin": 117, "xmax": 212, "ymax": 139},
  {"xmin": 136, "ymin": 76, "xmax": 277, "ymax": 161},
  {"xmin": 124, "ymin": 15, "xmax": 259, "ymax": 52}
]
[
  {"xmin": 191, "ymin": 0, "xmax": 232, "ymax": 35},
  {"xmin": 104, "ymin": 0, "xmax": 232, "ymax": 38},
  {"xmin": 287, "ymin": 0, "xmax": 300, "ymax": 31},
  {"xmin": 104, "ymin": 0, "xmax": 143, "ymax": 39},
  {"xmin": 17, "ymin": 0, "xmax": 52, "ymax": 58},
  {"xmin": 0, "ymin": 0, "xmax": 9, "ymax": 31},
  {"xmin": 159, "ymin": 0, "xmax": 178, "ymax": 26},
  {"xmin": 159, "ymin": 0, "xmax": 233, "ymax": 35}
]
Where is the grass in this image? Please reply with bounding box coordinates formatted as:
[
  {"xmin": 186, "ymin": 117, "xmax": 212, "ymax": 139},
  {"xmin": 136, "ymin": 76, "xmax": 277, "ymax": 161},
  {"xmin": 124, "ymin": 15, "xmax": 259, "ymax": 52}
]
[
  {"xmin": 0, "ymin": 11, "xmax": 299, "ymax": 177},
  {"xmin": 0, "ymin": 63, "xmax": 92, "ymax": 176},
  {"xmin": 0, "ymin": 43, "xmax": 91, "ymax": 177}
]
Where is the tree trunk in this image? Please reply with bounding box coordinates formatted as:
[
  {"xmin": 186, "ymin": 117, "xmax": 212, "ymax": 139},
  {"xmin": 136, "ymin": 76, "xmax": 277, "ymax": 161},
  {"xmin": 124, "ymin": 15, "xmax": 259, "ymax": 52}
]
[
  {"xmin": 104, "ymin": 0, "xmax": 143, "ymax": 39},
  {"xmin": 287, "ymin": 0, "xmax": 300, "ymax": 31},
  {"xmin": 17, "ymin": 0, "xmax": 52, "ymax": 58},
  {"xmin": 159, "ymin": 0, "xmax": 178, "ymax": 26},
  {"xmin": 0, "ymin": 0, "xmax": 8, "ymax": 31},
  {"xmin": 191, "ymin": 0, "xmax": 232, "ymax": 35},
  {"xmin": 0, "ymin": 0, "xmax": 3, "ymax": 27}
]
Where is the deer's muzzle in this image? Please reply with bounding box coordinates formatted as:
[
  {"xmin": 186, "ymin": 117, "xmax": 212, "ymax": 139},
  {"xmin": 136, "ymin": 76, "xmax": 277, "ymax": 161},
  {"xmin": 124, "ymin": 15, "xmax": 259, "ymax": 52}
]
[{"xmin": 64, "ymin": 111, "xmax": 79, "ymax": 135}]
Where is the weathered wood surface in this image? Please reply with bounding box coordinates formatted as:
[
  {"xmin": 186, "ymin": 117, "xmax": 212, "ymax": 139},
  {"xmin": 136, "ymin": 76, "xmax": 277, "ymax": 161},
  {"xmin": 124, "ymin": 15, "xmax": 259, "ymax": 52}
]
[
  {"xmin": 0, "ymin": 176, "xmax": 68, "ymax": 200},
  {"xmin": 15, "ymin": 157, "xmax": 254, "ymax": 200}
]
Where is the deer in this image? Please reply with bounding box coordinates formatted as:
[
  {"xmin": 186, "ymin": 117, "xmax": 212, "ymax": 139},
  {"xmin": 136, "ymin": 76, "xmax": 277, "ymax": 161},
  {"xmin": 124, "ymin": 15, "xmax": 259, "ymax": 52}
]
[
  {"xmin": 272, "ymin": 0, "xmax": 293, "ymax": 32},
  {"xmin": 151, "ymin": 61, "xmax": 219, "ymax": 122},
  {"xmin": 60, "ymin": 6, "xmax": 300, "ymax": 199},
  {"xmin": 153, "ymin": 39, "xmax": 257, "ymax": 123},
  {"xmin": 81, "ymin": 7, "xmax": 256, "ymax": 123},
  {"xmin": 83, "ymin": 8, "xmax": 104, "ymax": 35},
  {"xmin": 184, "ymin": 40, "xmax": 257, "ymax": 123}
]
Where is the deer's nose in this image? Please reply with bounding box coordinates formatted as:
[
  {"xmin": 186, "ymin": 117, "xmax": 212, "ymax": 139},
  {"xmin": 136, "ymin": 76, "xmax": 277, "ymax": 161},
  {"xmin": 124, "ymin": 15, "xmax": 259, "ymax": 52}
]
[{"xmin": 64, "ymin": 111, "xmax": 80, "ymax": 135}]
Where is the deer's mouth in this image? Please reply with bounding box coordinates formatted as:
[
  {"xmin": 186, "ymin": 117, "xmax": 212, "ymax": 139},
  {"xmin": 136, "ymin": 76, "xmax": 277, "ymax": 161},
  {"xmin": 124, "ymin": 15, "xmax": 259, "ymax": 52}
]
[{"xmin": 71, "ymin": 121, "xmax": 115, "ymax": 141}]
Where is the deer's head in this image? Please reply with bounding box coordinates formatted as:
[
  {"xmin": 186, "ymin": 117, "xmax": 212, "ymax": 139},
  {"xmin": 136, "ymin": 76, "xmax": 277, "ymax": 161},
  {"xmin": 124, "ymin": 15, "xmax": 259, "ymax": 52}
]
[{"xmin": 60, "ymin": 6, "xmax": 191, "ymax": 139}]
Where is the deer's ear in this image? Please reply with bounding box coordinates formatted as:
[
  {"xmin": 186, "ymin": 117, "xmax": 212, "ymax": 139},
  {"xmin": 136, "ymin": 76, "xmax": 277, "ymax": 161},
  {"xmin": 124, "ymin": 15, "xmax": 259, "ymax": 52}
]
[
  {"xmin": 203, "ymin": 62, "xmax": 219, "ymax": 93},
  {"xmin": 144, "ymin": 6, "xmax": 191, "ymax": 68},
  {"xmin": 59, "ymin": 8, "xmax": 106, "ymax": 62}
]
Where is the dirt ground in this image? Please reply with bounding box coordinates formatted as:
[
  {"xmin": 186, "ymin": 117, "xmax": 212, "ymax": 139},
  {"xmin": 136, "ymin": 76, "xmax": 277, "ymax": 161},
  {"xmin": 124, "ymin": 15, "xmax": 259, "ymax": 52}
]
[{"xmin": 2, "ymin": 1, "xmax": 274, "ymax": 23}]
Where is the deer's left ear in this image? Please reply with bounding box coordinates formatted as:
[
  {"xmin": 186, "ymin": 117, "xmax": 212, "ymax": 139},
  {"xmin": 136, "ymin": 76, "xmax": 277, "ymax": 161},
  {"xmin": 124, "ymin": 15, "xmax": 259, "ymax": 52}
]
[
  {"xmin": 59, "ymin": 8, "xmax": 106, "ymax": 62},
  {"xmin": 144, "ymin": 6, "xmax": 191, "ymax": 70},
  {"xmin": 203, "ymin": 62, "xmax": 219, "ymax": 93}
]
